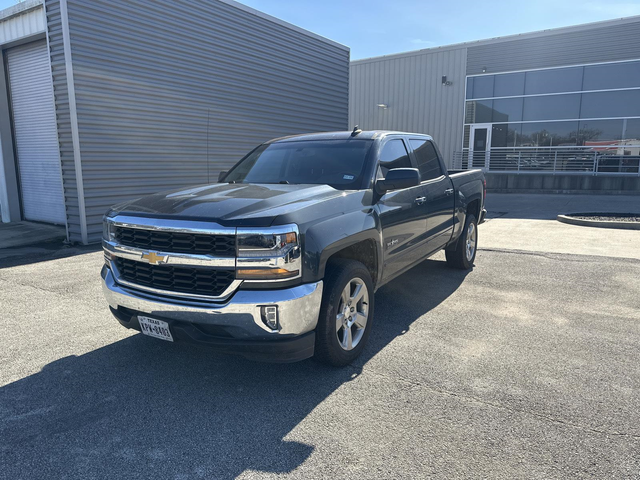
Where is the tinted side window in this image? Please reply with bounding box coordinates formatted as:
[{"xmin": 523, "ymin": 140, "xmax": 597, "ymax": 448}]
[
  {"xmin": 378, "ymin": 139, "xmax": 411, "ymax": 177},
  {"xmin": 410, "ymin": 140, "xmax": 442, "ymax": 181}
]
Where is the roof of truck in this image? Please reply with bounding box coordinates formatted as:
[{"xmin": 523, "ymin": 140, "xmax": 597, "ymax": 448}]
[{"xmin": 267, "ymin": 130, "xmax": 432, "ymax": 143}]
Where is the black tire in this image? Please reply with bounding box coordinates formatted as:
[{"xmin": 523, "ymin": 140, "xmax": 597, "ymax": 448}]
[
  {"xmin": 445, "ymin": 213, "xmax": 478, "ymax": 270},
  {"xmin": 315, "ymin": 259, "xmax": 375, "ymax": 367}
]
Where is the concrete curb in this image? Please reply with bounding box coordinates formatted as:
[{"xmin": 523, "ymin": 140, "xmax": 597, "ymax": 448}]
[{"xmin": 557, "ymin": 214, "xmax": 640, "ymax": 230}]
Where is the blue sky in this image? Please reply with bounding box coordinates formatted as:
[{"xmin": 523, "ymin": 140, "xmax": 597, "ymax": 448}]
[
  {"xmin": 2, "ymin": 0, "xmax": 639, "ymax": 59},
  {"xmin": 237, "ymin": 0, "xmax": 640, "ymax": 59}
]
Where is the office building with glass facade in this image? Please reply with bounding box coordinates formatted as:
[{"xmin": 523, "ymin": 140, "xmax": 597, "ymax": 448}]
[
  {"xmin": 464, "ymin": 60, "xmax": 640, "ymax": 172},
  {"xmin": 350, "ymin": 15, "xmax": 640, "ymax": 188}
]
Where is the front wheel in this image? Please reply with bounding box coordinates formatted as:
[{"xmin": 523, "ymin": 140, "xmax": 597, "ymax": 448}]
[
  {"xmin": 445, "ymin": 213, "xmax": 478, "ymax": 270},
  {"xmin": 315, "ymin": 259, "xmax": 375, "ymax": 367}
]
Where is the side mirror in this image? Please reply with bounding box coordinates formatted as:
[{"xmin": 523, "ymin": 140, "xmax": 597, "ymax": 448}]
[
  {"xmin": 218, "ymin": 171, "xmax": 228, "ymax": 182},
  {"xmin": 375, "ymin": 168, "xmax": 420, "ymax": 194}
]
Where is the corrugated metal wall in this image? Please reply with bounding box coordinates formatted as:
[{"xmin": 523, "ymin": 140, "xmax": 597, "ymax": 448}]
[
  {"xmin": 349, "ymin": 48, "xmax": 467, "ymax": 166},
  {"xmin": 0, "ymin": 1, "xmax": 45, "ymax": 44},
  {"xmin": 466, "ymin": 18, "xmax": 640, "ymax": 75},
  {"xmin": 46, "ymin": 0, "xmax": 349, "ymax": 243},
  {"xmin": 46, "ymin": 0, "xmax": 80, "ymax": 239}
]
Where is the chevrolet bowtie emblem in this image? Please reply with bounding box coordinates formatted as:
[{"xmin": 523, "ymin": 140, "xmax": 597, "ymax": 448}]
[{"xmin": 141, "ymin": 251, "xmax": 168, "ymax": 265}]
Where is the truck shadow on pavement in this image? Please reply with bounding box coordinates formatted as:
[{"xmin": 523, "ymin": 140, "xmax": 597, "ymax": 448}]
[{"xmin": 1, "ymin": 259, "xmax": 469, "ymax": 479}]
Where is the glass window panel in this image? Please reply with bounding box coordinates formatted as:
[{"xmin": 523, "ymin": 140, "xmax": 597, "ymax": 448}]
[
  {"xmin": 491, "ymin": 124, "xmax": 522, "ymax": 148},
  {"xmin": 492, "ymin": 98, "xmax": 523, "ymax": 122},
  {"xmin": 524, "ymin": 67, "xmax": 583, "ymax": 95},
  {"xmin": 580, "ymin": 90, "xmax": 640, "ymax": 119},
  {"xmin": 523, "ymin": 94, "xmax": 581, "ymax": 121},
  {"xmin": 622, "ymin": 120, "xmax": 640, "ymax": 161},
  {"xmin": 470, "ymin": 75, "xmax": 494, "ymax": 98},
  {"xmin": 473, "ymin": 128, "xmax": 488, "ymax": 149},
  {"xmin": 493, "ymin": 72, "xmax": 525, "ymax": 97},
  {"xmin": 518, "ymin": 122, "xmax": 579, "ymax": 147},
  {"xmin": 410, "ymin": 140, "xmax": 443, "ymax": 181},
  {"xmin": 583, "ymin": 61, "xmax": 640, "ymax": 91},
  {"xmin": 378, "ymin": 139, "xmax": 411, "ymax": 176},
  {"xmin": 577, "ymin": 120, "xmax": 623, "ymax": 146},
  {"xmin": 465, "ymin": 100, "xmax": 493, "ymax": 123},
  {"xmin": 623, "ymin": 119, "xmax": 640, "ymax": 142},
  {"xmin": 466, "ymin": 77, "xmax": 473, "ymax": 99}
]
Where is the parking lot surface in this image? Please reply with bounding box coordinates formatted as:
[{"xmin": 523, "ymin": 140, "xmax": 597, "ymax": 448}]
[{"xmin": 1, "ymin": 195, "xmax": 639, "ymax": 479}]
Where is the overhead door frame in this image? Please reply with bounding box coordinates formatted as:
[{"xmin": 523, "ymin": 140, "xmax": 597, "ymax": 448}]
[
  {"xmin": 0, "ymin": 47, "xmax": 21, "ymax": 223},
  {"xmin": 6, "ymin": 39, "xmax": 67, "ymax": 226}
]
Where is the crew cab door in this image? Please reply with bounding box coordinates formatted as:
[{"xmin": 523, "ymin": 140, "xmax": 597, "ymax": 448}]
[
  {"xmin": 375, "ymin": 137, "xmax": 430, "ymax": 283},
  {"xmin": 408, "ymin": 138, "xmax": 455, "ymax": 253}
]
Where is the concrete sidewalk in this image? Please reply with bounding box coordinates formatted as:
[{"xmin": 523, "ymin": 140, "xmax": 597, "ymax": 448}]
[
  {"xmin": 483, "ymin": 194, "xmax": 640, "ymax": 259},
  {"xmin": 485, "ymin": 193, "xmax": 640, "ymax": 220},
  {"xmin": 0, "ymin": 221, "xmax": 65, "ymax": 249}
]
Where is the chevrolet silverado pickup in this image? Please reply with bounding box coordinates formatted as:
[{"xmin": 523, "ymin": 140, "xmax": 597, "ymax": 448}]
[{"xmin": 101, "ymin": 130, "xmax": 486, "ymax": 366}]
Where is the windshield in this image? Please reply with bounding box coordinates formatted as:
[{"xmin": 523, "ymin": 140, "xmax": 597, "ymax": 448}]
[{"xmin": 224, "ymin": 139, "xmax": 373, "ymax": 189}]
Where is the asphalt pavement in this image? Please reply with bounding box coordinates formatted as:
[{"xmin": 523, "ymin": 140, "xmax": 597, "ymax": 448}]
[{"xmin": 1, "ymin": 195, "xmax": 639, "ymax": 479}]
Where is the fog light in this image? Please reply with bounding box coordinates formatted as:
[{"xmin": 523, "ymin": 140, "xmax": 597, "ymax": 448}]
[{"xmin": 261, "ymin": 305, "xmax": 278, "ymax": 330}]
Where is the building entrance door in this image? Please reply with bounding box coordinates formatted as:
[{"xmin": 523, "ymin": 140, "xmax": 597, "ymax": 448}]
[{"xmin": 469, "ymin": 124, "xmax": 492, "ymax": 169}]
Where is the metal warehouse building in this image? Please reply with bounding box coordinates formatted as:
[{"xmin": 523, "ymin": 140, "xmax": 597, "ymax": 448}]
[
  {"xmin": 0, "ymin": 0, "xmax": 349, "ymax": 243},
  {"xmin": 350, "ymin": 16, "xmax": 640, "ymax": 193}
]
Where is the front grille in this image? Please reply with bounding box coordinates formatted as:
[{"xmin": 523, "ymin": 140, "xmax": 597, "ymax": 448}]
[
  {"xmin": 114, "ymin": 257, "xmax": 235, "ymax": 297},
  {"xmin": 114, "ymin": 226, "xmax": 236, "ymax": 257}
]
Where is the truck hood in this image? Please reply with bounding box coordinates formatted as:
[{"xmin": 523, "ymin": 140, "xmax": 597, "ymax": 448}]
[{"xmin": 110, "ymin": 183, "xmax": 357, "ymax": 226}]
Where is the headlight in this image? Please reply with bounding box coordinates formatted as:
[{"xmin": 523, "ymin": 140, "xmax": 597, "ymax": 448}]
[
  {"xmin": 236, "ymin": 225, "xmax": 301, "ymax": 281},
  {"xmin": 102, "ymin": 215, "xmax": 116, "ymax": 266},
  {"xmin": 102, "ymin": 217, "xmax": 115, "ymax": 242}
]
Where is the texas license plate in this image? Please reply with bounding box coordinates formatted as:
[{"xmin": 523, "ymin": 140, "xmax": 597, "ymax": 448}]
[{"xmin": 138, "ymin": 316, "xmax": 173, "ymax": 342}]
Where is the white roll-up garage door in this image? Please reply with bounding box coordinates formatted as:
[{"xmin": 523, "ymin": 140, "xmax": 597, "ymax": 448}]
[{"xmin": 7, "ymin": 41, "xmax": 66, "ymax": 225}]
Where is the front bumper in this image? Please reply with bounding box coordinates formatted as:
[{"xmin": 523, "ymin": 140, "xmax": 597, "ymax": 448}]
[
  {"xmin": 101, "ymin": 266, "xmax": 323, "ymax": 362},
  {"xmin": 479, "ymin": 208, "xmax": 487, "ymax": 224}
]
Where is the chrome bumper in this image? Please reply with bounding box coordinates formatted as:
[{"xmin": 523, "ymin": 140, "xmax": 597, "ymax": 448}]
[
  {"xmin": 101, "ymin": 266, "xmax": 323, "ymax": 339},
  {"xmin": 479, "ymin": 208, "xmax": 487, "ymax": 224}
]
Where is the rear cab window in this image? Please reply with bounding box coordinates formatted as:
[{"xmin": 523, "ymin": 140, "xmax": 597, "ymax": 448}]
[{"xmin": 409, "ymin": 139, "xmax": 443, "ymax": 181}]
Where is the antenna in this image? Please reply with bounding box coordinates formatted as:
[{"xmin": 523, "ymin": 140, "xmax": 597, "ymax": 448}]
[{"xmin": 351, "ymin": 125, "xmax": 362, "ymax": 137}]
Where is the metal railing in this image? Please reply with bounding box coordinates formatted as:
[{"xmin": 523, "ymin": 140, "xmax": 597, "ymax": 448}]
[{"xmin": 452, "ymin": 147, "xmax": 640, "ymax": 175}]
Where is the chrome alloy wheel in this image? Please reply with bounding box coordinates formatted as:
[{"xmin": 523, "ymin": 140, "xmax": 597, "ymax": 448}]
[
  {"xmin": 465, "ymin": 222, "xmax": 477, "ymax": 262},
  {"xmin": 336, "ymin": 278, "xmax": 369, "ymax": 351}
]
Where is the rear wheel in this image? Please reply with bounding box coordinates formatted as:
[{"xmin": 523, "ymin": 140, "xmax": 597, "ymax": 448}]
[
  {"xmin": 315, "ymin": 259, "xmax": 374, "ymax": 367},
  {"xmin": 446, "ymin": 213, "xmax": 478, "ymax": 270}
]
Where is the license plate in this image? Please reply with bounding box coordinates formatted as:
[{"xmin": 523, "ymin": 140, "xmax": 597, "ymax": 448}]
[{"xmin": 138, "ymin": 316, "xmax": 173, "ymax": 342}]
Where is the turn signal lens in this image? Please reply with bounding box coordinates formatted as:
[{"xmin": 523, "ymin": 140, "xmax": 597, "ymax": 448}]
[
  {"xmin": 237, "ymin": 268, "xmax": 299, "ymax": 280},
  {"xmin": 285, "ymin": 232, "xmax": 297, "ymax": 244}
]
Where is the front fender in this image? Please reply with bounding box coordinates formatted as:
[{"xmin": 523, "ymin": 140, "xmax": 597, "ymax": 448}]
[
  {"xmin": 450, "ymin": 187, "xmax": 483, "ymax": 249},
  {"xmin": 301, "ymin": 210, "xmax": 382, "ymax": 284}
]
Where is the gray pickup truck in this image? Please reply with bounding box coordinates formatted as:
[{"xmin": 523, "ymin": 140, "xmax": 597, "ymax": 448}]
[{"xmin": 101, "ymin": 130, "xmax": 486, "ymax": 366}]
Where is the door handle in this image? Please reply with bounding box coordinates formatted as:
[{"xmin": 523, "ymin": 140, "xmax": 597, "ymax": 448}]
[
  {"xmin": 414, "ymin": 196, "xmax": 426, "ymax": 205},
  {"xmin": 444, "ymin": 188, "xmax": 454, "ymax": 195}
]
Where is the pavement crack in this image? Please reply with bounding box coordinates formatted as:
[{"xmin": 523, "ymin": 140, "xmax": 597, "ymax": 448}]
[
  {"xmin": 0, "ymin": 278, "xmax": 63, "ymax": 296},
  {"xmin": 357, "ymin": 368, "xmax": 640, "ymax": 440}
]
